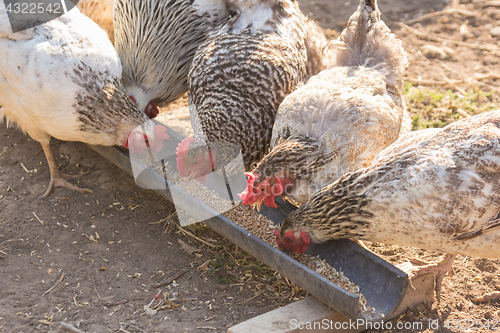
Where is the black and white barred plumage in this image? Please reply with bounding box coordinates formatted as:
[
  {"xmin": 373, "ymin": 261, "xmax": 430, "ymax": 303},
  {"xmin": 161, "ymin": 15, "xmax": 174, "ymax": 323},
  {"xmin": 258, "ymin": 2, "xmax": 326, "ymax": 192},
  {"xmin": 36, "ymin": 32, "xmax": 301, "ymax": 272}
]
[{"xmin": 185, "ymin": 0, "xmax": 308, "ymax": 171}]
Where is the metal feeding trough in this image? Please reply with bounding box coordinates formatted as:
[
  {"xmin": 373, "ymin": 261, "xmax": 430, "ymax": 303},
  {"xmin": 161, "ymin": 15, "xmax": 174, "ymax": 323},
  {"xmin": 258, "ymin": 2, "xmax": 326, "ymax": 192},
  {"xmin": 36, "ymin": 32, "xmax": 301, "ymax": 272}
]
[{"xmin": 87, "ymin": 121, "xmax": 409, "ymax": 322}]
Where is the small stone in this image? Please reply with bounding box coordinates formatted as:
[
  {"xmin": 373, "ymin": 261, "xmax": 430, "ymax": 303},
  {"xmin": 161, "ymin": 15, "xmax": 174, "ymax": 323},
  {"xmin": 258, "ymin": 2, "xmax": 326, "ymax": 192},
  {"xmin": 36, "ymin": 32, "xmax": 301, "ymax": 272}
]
[
  {"xmin": 145, "ymin": 307, "xmax": 157, "ymax": 316},
  {"xmin": 421, "ymin": 44, "xmax": 448, "ymax": 59},
  {"xmin": 460, "ymin": 24, "xmax": 473, "ymax": 40},
  {"xmin": 490, "ymin": 26, "xmax": 500, "ymax": 37}
]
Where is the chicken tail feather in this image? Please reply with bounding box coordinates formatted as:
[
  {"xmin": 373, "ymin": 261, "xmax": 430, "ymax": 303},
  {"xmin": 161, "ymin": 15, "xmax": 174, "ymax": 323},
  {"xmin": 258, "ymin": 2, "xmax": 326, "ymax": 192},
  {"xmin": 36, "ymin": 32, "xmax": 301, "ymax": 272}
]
[{"xmin": 325, "ymin": 0, "xmax": 408, "ymax": 93}]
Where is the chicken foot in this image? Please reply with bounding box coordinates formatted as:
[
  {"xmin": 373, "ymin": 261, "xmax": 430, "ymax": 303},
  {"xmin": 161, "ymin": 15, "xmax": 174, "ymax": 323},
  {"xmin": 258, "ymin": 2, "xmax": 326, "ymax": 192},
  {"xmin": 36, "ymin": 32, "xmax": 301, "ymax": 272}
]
[
  {"xmin": 351, "ymin": 239, "xmax": 372, "ymax": 252},
  {"xmin": 40, "ymin": 141, "xmax": 93, "ymax": 197},
  {"xmin": 406, "ymin": 254, "xmax": 456, "ymax": 303}
]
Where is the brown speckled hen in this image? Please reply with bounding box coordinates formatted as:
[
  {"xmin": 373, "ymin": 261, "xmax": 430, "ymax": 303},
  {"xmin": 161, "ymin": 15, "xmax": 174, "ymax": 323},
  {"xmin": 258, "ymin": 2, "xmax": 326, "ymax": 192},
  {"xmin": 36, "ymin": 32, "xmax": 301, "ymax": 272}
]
[
  {"xmin": 176, "ymin": 0, "xmax": 307, "ymax": 181},
  {"xmin": 276, "ymin": 109, "xmax": 500, "ymax": 298},
  {"xmin": 239, "ymin": 0, "xmax": 411, "ymax": 210}
]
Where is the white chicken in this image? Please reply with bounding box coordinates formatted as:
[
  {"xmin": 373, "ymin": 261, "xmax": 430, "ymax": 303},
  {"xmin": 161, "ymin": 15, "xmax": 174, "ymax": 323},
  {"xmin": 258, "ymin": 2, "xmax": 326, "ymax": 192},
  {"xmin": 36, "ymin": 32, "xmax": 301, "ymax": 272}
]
[
  {"xmin": 239, "ymin": 0, "xmax": 410, "ymax": 209},
  {"xmin": 0, "ymin": 6, "xmax": 169, "ymax": 196}
]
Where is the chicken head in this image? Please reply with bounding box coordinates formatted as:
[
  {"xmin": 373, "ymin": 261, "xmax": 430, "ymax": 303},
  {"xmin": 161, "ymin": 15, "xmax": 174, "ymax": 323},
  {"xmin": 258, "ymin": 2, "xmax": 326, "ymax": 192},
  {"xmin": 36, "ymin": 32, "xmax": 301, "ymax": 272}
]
[
  {"xmin": 239, "ymin": 172, "xmax": 293, "ymax": 210},
  {"xmin": 274, "ymin": 229, "xmax": 311, "ymax": 253}
]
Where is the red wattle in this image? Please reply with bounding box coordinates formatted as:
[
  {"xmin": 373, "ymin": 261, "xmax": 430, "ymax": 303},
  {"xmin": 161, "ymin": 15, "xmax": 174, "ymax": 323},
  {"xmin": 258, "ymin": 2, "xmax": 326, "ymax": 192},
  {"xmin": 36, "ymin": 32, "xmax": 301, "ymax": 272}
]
[
  {"xmin": 263, "ymin": 194, "xmax": 277, "ymax": 209},
  {"xmin": 147, "ymin": 102, "xmax": 159, "ymax": 119},
  {"xmin": 209, "ymin": 149, "xmax": 215, "ymax": 171}
]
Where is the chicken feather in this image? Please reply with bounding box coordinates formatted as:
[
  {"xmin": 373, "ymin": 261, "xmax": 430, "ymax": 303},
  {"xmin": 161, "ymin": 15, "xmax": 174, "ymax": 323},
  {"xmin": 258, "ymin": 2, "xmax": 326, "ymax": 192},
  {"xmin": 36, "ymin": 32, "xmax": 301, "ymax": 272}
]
[
  {"xmin": 241, "ymin": 0, "xmax": 410, "ymax": 208},
  {"xmin": 0, "ymin": 8, "xmax": 167, "ymax": 195},
  {"xmin": 177, "ymin": 0, "xmax": 308, "ymax": 179},
  {"xmin": 279, "ymin": 109, "xmax": 500, "ymax": 258}
]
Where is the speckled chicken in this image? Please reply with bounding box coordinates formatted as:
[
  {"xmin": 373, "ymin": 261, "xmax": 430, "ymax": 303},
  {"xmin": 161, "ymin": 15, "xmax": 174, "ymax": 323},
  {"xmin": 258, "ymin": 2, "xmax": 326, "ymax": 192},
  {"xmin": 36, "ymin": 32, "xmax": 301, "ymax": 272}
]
[
  {"xmin": 176, "ymin": 0, "xmax": 308, "ymax": 181},
  {"xmin": 0, "ymin": 7, "xmax": 169, "ymax": 196},
  {"xmin": 114, "ymin": 0, "xmax": 228, "ymax": 119},
  {"xmin": 276, "ymin": 109, "xmax": 500, "ymax": 297},
  {"xmin": 239, "ymin": 0, "xmax": 410, "ymax": 209}
]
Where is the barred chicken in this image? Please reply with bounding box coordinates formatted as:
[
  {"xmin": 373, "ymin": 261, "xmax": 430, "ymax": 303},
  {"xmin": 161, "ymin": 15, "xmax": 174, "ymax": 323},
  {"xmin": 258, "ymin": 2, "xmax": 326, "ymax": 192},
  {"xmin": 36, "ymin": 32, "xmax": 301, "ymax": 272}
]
[
  {"xmin": 276, "ymin": 109, "xmax": 500, "ymax": 298},
  {"xmin": 176, "ymin": 0, "xmax": 308, "ymax": 181},
  {"xmin": 114, "ymin": 0, "xmax": 228, "ymax": 119},
  {"xmin": 0, "ymin": 7, "xmax": 169, "ymax": 196},
  {"xmin": 239, "ymin": 0, "xmax": 410, "ymax": 210}
]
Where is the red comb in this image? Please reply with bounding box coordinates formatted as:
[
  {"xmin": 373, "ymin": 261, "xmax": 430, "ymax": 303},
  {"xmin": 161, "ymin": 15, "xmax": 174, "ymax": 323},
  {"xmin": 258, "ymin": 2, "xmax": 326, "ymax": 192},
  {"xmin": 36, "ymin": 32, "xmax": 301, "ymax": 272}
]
[
  {"xmin": 176, "ymin": 137, "xmax": 195, "ymax": 177},
  {"xmin": 238, "ymin": 172, "xmax": 257, "ymax": 205}
]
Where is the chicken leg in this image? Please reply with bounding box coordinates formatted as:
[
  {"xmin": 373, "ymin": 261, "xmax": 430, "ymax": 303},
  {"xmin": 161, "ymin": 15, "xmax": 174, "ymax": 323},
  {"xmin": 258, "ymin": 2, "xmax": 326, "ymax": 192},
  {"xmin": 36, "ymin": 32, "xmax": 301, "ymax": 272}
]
[
  {"xmin": 406, "ymin": 254, "xmax": 456, "ymax": 303},
  {"xmin": 40, "ymin": 141, "xmax": 93, "ymax": 197}
]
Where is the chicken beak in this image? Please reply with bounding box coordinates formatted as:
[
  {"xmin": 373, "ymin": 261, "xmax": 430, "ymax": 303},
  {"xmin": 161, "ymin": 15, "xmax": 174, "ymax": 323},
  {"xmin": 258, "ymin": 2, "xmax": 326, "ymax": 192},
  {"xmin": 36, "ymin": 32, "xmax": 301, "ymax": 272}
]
[
  {"xmin": 255, "ymin": 197, "xmax": 265, "ymax": 212},
  {"xmin": 247, "ymin": 197, "xmax": 264, "ymax": 212}
]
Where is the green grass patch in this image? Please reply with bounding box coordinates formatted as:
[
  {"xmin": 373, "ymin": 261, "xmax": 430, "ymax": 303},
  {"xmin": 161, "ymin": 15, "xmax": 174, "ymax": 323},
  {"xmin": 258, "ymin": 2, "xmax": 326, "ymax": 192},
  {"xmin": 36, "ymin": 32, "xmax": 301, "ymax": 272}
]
[{"xmin": 404, "ymin": 83, "xmax": 499, "ymax": 131}]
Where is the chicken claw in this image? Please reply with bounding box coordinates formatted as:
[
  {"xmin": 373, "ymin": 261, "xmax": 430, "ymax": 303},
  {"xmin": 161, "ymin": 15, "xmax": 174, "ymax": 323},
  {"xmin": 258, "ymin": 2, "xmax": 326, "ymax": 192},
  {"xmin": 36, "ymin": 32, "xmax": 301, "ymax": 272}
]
[
  {"xmin": 405, "ymin": 254, "xmax": 456, "ymax": 303},
  {"xmin": 40, "ymin": 142, "xmax": 93, "ymax": 197}
]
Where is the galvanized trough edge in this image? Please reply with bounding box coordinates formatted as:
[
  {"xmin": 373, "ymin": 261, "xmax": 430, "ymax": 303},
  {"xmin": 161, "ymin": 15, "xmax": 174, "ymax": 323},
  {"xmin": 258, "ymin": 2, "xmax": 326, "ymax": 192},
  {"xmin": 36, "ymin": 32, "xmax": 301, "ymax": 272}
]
[{"xmin": 86, "ymin": 125, "xmax": 408, "ymax": 321}]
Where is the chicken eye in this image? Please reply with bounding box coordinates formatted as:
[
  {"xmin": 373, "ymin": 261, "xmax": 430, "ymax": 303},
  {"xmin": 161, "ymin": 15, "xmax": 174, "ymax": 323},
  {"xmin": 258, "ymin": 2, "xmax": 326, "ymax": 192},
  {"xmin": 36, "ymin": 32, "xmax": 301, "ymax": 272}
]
[{"xmin": 285, "ymin": 237, "xmax": 291, "ymax": 242}]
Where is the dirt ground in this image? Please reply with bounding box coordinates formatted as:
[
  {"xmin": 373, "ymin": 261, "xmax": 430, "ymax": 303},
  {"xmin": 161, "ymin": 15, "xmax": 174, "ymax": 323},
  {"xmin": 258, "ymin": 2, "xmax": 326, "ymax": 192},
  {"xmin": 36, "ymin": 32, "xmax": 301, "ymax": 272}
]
[{"xmin": 1, "ymin": 0, "xmax": 500, "ymax": 332}]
